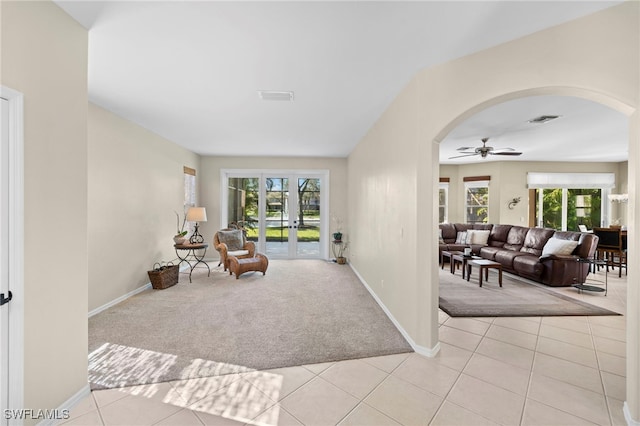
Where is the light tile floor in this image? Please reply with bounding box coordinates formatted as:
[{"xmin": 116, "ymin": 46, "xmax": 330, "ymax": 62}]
[{"xmin": 68, "ymin": 269, "xmax": 627, "ymax": 425}]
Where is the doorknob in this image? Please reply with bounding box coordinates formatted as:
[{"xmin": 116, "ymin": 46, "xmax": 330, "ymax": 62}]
[{"xmin": 0, "ymin": 291, "xmax": 12, "ymax": 306}]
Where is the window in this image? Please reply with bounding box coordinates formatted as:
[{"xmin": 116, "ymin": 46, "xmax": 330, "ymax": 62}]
[
  {"xmin": 439, "ymin": 178, "xmax": 449, "ymax": 223},
  {"xmin": 528, "ymin": 173, "xmax": 613, "ymax": 231},
  {"xmin": 464, "ymin": 177, "xmax": 490, "ymax": 224},
  {"xmin": 183, "ymin": 166, "xmax": 196, "ymax": 233},
  {"xmin": 534, "ymin": 188, "xmax": 602, "ymax": 231}
]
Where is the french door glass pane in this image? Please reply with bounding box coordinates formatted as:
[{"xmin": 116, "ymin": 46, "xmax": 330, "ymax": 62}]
[
  {"xmin": 537, "ymin": 188, "xmax": 602, "ymax": 231},
  {"xmin": 266, "ymin": 178, "xmax": 289, "ymax": 256},
  {"xmin": 541, "ymin": 189, "xmax": 563, "ymax": 230},
  {"xmin": 297, "ymin": 178, "xmax": 320, "ymax": 256},
  {"xmin": 227, "ymin": 177, "xmax": 259, "ymax": 241},
  {"xmin": 568, "ymin": 189, "xmax": 601, "ymax": 231}
]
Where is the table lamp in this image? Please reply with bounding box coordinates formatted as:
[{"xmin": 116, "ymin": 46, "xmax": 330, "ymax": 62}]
[{"xmin": 187, "ymin": 207, "xmax": 207, "ymax": 243}]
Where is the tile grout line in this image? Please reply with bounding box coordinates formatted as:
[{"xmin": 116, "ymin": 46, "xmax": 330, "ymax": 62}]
[
  {"xmin": 520, "ymin": 316, "xmax": 543, "ymax": 426},
  {"xmin": 333, "ymin": 354, "xmax": 417, "ymax": 426},
  {"xmin": 427, "ymin": 316, "xmax": 496, "ymax": 425}
]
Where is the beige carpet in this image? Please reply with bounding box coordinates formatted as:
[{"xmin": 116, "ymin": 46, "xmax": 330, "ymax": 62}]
[
  {"xmin": 89, "ymin": 259, "xmax": 412, "ymax": 390},
  {"xmin": 439, "ymin": 267, "xmax": 621, "ymax": 317}
]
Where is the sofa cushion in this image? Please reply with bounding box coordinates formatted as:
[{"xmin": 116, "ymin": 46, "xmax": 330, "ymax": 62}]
[
  {"xmin": 454, "ymin": 224, "xmax": 474, "ymax": 233},
  {"xmin": 541, "ymin": 237, "xmax": 579, "ymax": 257},
  {"xmin": 472, "ymin": 224, "xmax": 493, "ymax": 231},
  {"xmin": 440, "ymin": 223, "xmax": 457, "ymax": 243},
  {"xmin": 513, "ymin": 255, "xmax": 545, "ymax": 277},
  {"xmin": 495, "ymin": 250, "xmax": 529, "ymax": 270},
  {"xmin": 503, "ymin": 226, "xmax": 529, "ymax": 251},
  {"xmin": 480, "ymin": 246, "xmax": 502, "ymax": 260},
  {"xmin": 521, "ymin": 228, "xmax": 556, "ymax": 256},
  {"xmin": 218, "ymin": 229, "xmax": 244, "ymax": 251},
  {"xmin": 488, "ymin": 224, "xmax": 512, "ymax": 248},
  {"xmin": 438, "ymin": 229, "xmax": 445, "ymax": 244}
]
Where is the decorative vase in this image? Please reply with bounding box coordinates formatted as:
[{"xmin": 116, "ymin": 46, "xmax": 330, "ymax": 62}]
[
  {"xmin": 173, "ymin": 236, "xmax": 186, "ymax": 245},
  {"xmin": 336, "ymin": 257, "xmax": 347, "ymax": 265}
]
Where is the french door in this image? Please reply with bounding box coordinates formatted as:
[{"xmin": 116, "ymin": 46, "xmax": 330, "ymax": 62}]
[{"xmin": 224, "ymin": 171, "xmax": 328, "ymax": 259}]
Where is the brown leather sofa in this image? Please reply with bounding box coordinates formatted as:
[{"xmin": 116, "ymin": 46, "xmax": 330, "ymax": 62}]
[{"xmin": 439, "ymin": 223, "xmax": 599, "ymax": 287}]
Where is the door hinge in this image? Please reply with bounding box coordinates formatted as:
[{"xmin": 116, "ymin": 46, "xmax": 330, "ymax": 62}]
[{"xmin": 0, "ymin": 291, "xmax": 12, "ymax": 306}]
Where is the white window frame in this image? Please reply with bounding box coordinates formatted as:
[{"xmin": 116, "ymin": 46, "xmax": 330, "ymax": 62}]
[
  {"xmin": 464, "ymin": 180, "xmax": 490, "ymax": 224},
  {"xmin": 438, "ymin": 182, "xmax": 449, "ymax": 224},
  {"xmin": 183, "ymin": 168, "xmax": 197, "ymax": 234},
  {"xmin": 528, "ymin": 172, "xmax": 614, "ymax": 230}
]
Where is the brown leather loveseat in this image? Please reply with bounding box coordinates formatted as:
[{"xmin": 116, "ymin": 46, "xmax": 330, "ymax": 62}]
[{"xmin": 439, "ymin": 223, "xmax": 599, "ymax": 287}]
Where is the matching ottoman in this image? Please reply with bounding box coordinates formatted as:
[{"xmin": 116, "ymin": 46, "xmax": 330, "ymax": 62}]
[{"xmin": 228, "ymin": 253, "xmax": 269, "ymax": 279}]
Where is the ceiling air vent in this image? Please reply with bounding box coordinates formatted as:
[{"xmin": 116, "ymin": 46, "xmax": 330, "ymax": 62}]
[
  {"xmin": 528, "ymin": 115, "xmax": 561, "ymax": 124},
  {"xmin": 258, "ymin": 90, "xmax": 294, "ymax": 101}
]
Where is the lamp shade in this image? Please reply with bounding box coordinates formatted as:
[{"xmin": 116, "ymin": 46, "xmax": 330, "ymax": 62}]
[{"xmin": 186, "ymin": 207, "xmax": 207, "ymax": 222}]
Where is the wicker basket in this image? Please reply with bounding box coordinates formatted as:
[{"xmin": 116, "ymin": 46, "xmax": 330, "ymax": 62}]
[{"xmin": 148, "ymin": 264, "xmax": 179, "ymax": 289}]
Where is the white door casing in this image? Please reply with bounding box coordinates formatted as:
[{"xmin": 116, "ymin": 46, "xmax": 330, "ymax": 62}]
[
  {"xmin": 0, "ymin": 86, "xmax": 25, "ymax": 424},
  {"xmin": 221, "ymin": 170, "xmax": 329, "ymax": 259}
]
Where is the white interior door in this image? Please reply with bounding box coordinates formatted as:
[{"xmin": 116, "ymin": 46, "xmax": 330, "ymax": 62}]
[
  {"xmin": 0, "ymin": 87, "xmax": 24, "ymax": 423},
  {"xmin": 0, "ymin": 97, "xmax": 10, "ymax": 424}
]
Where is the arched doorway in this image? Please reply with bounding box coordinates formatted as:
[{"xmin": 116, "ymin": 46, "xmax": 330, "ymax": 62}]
[{"xmin": 430, "ymin": 87, "xmax": 636, "ymax": 422}]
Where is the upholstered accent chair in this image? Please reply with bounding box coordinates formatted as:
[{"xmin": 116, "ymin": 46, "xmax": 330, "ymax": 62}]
[{"xmin": 214, "ymin": 228, "xmax": 256, "ymax": 271}]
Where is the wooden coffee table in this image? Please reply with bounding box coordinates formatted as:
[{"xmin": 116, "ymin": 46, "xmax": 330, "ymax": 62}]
[
  {"xmin": 441, "ymin": 251, "xmax": 463, "ymax": 274},
  {"xmin": 466, "ymin": 259, "xmax": 502, "ymax": 287},
  {"xmin": 451, "ymin": 253, "xmax": 482, "ymax": 279}
]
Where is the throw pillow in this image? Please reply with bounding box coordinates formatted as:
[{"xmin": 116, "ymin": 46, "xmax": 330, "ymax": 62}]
[
  {"xmin": 541, "ymin": 238, "xmax": 579, "ymax": 258},
  {"xmin": 438, "ymin": 229, "xmax": 445, "ymax": 244},
  {"xmin": 466, "ymin": 230, "xmax": 490, "ymax": 245},
  {"xmin": 218, "ymin": 229, "xmax": 244, "ymax": 251},
  {"xmin": 455, "ymin": 231, "xmax": 467, "ymax": 245}
]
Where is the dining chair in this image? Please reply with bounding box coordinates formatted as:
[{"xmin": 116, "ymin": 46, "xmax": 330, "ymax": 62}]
[{"xmin": 593, "ymin": 227, "xmax": 627, "ymax": 277}]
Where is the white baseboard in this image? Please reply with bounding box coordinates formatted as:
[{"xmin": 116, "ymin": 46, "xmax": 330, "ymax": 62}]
[
  {"xmin": 88, "ymin": 282, "xmax": 152, "ymax": 318},
  {"xmin": 348, "ymin": 264, "xmax": 440, "ymax": 357},
  {"xmin": 87, "ymin": 263, "xmax": 198, "ymax": 318},
  {"xmin": 625, "ymin": 402, "xmax": 640, "ymax": 426},
  {"xmin": 36, "ymin": 384, "xmax": 90, "ymax": 426}
]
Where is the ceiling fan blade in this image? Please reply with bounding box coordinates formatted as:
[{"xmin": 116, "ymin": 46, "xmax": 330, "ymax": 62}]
[
  {"xmin": 456, "ymin": 146, "xmax": 475, "ymax": 151},
  {"xmin": 490, "ymin": 151, "xmax": 522, "ymax": 156},
  {"xmin": 492, "ymin": 147, "xmax": 515, "ymax": 152},
  {"xmin": 449, "ymin": 153, "xmax": 480, "ymax": 159}
]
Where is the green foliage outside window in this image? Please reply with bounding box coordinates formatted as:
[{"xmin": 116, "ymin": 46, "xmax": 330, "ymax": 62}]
[{"xmin": 536, "ymin": 188, "xmax": 601, "ymax": 231}]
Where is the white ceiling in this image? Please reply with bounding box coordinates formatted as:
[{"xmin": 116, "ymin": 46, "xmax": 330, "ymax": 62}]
[{"xmin": 54, "ymin": 0, "xmax": 628, "ymax": 162}]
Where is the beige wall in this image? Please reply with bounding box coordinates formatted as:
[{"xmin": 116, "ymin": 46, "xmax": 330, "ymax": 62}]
[
  {"xmin": 348, "ymin": 2, "xmax": 638, "ymax": 397},
  {"xmin": 1, "ymin": 0, "xmax": 88, "ymax": 416},
  {"xmin": 88, "ymin": 103, "xmax": 200, "ymax": 311},
  {"xmin": 199, "ymin": 156, "xmax": 348, "ymax": 258},
  {"xmin": 347, "ymin": 78, "xmax": 424, "ymax": 347},
  {"xmin": 440, "ymin": 161, "xmax": 627, "ymax": 227}
]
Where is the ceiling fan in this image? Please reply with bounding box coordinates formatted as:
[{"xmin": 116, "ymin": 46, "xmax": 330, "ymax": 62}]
[{"xmin": 449, "ymin": 137, "xmax": 522, "ymax": 159}]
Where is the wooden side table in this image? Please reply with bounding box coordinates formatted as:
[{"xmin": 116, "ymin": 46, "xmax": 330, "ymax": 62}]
[
  {"xmin": 174, "ymin": 242, "xmax": 210, "ymax": 283},
  {"xmin": 466, "ymin": 259, "xmax": 502, "ymax": 287}
]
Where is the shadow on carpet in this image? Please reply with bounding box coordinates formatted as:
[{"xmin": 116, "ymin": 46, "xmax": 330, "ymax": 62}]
[
  {"xmin": 89, "ymin": 260, "xmax": 413, "ymax": 390},
  {"xmin": 439, "ymin": 267, "xmax": 621, "ymax": 317}
]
